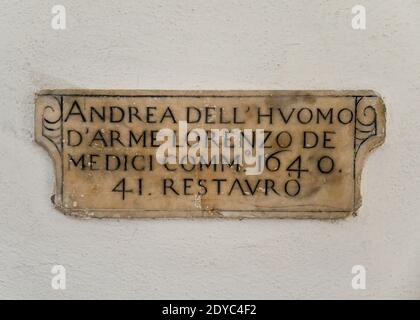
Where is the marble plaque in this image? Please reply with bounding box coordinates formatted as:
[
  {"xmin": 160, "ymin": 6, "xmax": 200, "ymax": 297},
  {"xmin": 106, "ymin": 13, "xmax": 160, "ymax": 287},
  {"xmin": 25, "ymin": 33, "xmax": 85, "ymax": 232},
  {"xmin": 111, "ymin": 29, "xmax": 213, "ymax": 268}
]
[{"xmin": 35, "ymin": 90, "xmax": 385, "ymax": 219}]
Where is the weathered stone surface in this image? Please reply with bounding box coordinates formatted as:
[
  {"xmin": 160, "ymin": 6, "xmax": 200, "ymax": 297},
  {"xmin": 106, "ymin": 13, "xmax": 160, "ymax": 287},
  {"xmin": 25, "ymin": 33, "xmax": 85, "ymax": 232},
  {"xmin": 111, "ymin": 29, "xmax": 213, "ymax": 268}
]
[{"xmin": 35, "ymin": 90, "xmax": 385, "ymax": 219}]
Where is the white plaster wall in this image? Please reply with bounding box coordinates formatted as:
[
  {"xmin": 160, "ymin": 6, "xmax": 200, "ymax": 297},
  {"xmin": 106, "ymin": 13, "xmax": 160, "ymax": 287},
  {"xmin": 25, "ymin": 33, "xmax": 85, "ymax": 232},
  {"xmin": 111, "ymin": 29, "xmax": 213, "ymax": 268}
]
[{"xmin": 0, "ymin": 0, "xmax": 419, "ymax": 299}]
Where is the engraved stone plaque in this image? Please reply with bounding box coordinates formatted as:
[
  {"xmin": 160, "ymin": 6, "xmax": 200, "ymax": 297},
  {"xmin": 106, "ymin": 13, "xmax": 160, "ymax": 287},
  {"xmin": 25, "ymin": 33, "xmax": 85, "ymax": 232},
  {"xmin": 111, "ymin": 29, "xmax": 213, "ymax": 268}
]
[{"xmin": 35, "ymin": 90, "xmax": 385, "ymax": 219}]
